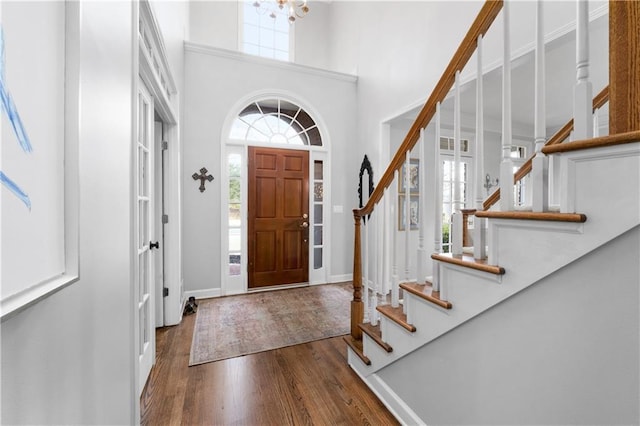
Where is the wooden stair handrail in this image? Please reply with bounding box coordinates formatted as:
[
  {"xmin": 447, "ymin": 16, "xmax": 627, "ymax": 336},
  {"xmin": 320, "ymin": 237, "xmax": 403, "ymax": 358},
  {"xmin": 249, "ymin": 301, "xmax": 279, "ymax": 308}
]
[
  {"xmin": 483, "ymin": 86, "xmax": 610, "ymax": 210},
  {"xmin": 354, "ymin": 0, "xmax": 503, "ymax": 220},
  {"xmin": 349, "ymin": 0, "xmax": 503, "ymax": 341}
]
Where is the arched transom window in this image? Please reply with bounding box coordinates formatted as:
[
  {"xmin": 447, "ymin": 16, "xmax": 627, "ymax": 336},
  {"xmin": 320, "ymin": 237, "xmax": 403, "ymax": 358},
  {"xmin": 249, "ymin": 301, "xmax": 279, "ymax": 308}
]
[{"xmin": 230, "ymin": 97, "xmax": 322, "ymax": 146}]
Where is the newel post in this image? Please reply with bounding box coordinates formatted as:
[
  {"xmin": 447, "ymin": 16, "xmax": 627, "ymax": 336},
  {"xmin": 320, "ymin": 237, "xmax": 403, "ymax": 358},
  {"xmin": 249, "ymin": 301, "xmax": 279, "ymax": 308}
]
[
  {"xmin": 351, "ymin": 211, "xmax": 364, "ymax": 340},
  {"xmin": 609, "ymin": 1, "xmax": 640, "ymax": 134}
]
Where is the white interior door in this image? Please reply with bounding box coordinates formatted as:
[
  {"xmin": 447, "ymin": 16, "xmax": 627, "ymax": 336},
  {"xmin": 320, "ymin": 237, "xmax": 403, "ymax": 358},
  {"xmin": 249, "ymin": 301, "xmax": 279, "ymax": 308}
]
[
  {"xmin": 154, "ymin": 120, "xmax": 165, "ymax": 327},
  {"xmin": 137, "ymin": 79, "xmax": 155, "ymax": 394}
]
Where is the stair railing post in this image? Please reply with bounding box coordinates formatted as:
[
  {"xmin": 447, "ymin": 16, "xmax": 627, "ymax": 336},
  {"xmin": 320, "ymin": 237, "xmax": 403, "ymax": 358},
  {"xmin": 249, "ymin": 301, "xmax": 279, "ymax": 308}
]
[
  {"xmin": 474, "ymin": 34, "xmax": 487, "ymax": 260},
  {"xmin": 532, "ymin": 0, "xmax": 549, "ymax": 212},
  {"xmin": 417, "ymin": 128, "xmax": 428, "ymax": 283},
  {"xmin": 391, "ymin": 170, "xmax": 400, "ymax": 307},
  {"xmin": 404, "ymin": 150, "xmax": 411, "ymax": 280},
  {"xmin": 433, "ymin": 102, "xmax": 443, "ymax": 291},
  {"xmin": 572, "ymin": 0, "xmax": 593, "ymax": 141},
  {"xmin": 351, "ymin": 212, "xmax": 364, "ymax": 340},
  {"xmin": 451, "ymin": 70, "xmax": 464, "ymax": 255},
  {"xmin": 499, "ymin": 0, "xmax": 515, "ymax": 211}
]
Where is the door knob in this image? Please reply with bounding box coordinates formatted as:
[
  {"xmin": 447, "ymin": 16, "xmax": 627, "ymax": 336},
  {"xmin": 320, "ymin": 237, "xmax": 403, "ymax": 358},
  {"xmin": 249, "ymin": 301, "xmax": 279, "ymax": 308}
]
[
  {"xmin": 299, "ymin": 221, "xmax": 309, "ymax": 228},
  {"xmin": 302, "ymin": 213, "xmax": 308, "ymax": 219},
  {"xmin": 150, "ymin": 241, "xmax": 160, "ymax": 250}
]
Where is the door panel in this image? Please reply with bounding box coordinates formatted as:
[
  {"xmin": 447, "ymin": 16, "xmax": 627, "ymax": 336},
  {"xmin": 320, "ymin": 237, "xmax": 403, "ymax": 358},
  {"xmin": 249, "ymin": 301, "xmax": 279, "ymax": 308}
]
[
  {"xmin": 137, "ymin": 79, "xmax": 155, "ymax": 395},
  {"xmin": 248, "ymin": 147, "xmax": 309, "ymax": 288}
]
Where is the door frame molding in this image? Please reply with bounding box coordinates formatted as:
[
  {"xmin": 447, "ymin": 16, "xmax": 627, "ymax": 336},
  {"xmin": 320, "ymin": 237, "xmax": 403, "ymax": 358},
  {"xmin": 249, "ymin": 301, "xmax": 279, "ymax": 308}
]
[
  {"xmin": 138, "ymin": 0, "xmax": 183, "ymax": 327},
  {"xmin": 220, "ymin": 90, "xmax": 332, "ymax": 296}
]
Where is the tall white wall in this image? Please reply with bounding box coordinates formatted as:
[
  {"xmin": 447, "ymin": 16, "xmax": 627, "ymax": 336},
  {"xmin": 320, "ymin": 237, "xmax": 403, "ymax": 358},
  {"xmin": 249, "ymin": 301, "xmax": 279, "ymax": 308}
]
[
  {"xmin": 188, "ymin": 0, "xmax": 332, "ymax": 70},
  {"xmin": 182, "ymin": 47, "xmax": 357, "ymax": 293},
  {"xmin": 378, "ymin": 226, "xmax": 640, "ymax": 425},
  {"xmin": 1, "ymin": 2, "xmax": 137, "ymax": 424},
  {"xmin": 327, "ymin": 1, "xmax": 607, "ymax": 184}
]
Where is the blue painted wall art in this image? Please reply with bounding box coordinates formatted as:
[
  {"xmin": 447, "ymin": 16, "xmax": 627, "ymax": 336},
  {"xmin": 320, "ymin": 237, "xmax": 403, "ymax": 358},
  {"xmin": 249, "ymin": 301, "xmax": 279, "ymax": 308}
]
[{"xmin": 0, "ymin": 27, "xmax": 33, "ymax": 210}]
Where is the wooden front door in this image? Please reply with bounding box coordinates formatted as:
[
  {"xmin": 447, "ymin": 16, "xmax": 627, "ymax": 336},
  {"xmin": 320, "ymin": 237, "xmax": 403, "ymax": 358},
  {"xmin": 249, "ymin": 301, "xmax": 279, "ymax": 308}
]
[{"xmin": 248, "ymin": 147, "xmax": 309, "ymax": 289}]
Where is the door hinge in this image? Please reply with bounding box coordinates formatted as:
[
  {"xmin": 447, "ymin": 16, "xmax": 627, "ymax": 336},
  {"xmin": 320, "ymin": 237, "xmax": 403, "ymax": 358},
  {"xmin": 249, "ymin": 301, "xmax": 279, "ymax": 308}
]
[
  {"xmin": 162, "ymin": 141, "xmax": 168, "ymax": 150},
  {"xmin": 163, "ymin": 287, "xmax": 169, "ymax": 297},
  {"xmin": 162, "ymin": 214, "xmax": 169, "ymax": 224}
]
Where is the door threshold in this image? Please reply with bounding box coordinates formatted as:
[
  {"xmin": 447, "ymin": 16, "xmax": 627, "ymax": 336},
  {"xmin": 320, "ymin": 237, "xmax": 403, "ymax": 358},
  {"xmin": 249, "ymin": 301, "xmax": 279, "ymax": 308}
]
[{"xmin": 247, "ymin": 282, "xmax": 309, "ymax": 293}]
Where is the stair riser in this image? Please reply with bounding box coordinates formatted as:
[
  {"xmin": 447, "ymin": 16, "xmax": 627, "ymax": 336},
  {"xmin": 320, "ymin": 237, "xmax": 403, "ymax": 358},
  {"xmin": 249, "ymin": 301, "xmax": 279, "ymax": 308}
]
[{"xmin": 350, "ymin": 142, "xmax": 640, "ymax": 377}]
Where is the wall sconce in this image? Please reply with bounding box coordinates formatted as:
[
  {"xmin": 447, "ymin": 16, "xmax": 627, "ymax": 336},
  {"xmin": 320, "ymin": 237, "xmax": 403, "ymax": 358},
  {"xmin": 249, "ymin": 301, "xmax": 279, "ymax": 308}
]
[{"xmin": 484, "ymin": 173, "xmax": 499, "ymax": 194}]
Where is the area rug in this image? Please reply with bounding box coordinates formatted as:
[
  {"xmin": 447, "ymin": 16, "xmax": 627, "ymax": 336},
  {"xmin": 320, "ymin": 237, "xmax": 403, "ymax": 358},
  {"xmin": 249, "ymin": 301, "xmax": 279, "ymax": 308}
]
[{"xmin": 189, "ymin": 282, "xmax": 353, "ymax": 366}]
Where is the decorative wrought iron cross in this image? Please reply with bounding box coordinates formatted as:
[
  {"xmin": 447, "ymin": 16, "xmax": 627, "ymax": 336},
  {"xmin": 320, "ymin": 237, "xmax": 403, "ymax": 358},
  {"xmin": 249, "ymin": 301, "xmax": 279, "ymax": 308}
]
[{"xmin": 192, "ymin": 167, "xmax": 214, "ymax": 193}]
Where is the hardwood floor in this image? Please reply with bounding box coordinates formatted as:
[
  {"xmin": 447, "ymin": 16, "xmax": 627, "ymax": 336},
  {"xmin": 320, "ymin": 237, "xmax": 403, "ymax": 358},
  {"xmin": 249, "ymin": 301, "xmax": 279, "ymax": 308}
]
[{"xmin": 141, "ymin": 312, "xmax": 399, "ymax": 425}]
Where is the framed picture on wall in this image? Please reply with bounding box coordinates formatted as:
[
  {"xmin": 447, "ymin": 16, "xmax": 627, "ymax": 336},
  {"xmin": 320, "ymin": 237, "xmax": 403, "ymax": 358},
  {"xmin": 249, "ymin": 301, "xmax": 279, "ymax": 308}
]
[
  {"xmin": 398, "ymin": 194, "xmax": 419, "ymax": 231},
  {"xmin": 398, "ymin": 158, "xmax": 419, "ymax": 194}
]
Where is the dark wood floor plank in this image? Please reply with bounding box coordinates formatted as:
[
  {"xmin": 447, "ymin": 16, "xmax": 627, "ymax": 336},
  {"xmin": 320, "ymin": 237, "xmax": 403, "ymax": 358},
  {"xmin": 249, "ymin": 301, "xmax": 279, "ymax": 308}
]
[{"xmin": 141, "ymin": 311, "xmax": 399, "ymax": 426}]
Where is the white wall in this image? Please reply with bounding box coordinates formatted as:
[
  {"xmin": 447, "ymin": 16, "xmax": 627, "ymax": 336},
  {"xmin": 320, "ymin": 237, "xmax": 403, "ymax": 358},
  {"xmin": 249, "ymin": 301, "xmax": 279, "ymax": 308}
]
[
  {"xmin": 188, "ymin": 0, "xmax": 332, "ymax": 70},
  {"xmin": 327, "ymin": 1, "xmax": 607, "ymax": 182},
  {"xmin": 182, "ymin": 46, "xmax": 357, "ymax": 293},
  {"xmin": 379, "ymin": 226, "xmax": 640, "ymax": 425},
  {"xmin": 1, "ymin": 2, "xmax": 137, "ymax": 424}
]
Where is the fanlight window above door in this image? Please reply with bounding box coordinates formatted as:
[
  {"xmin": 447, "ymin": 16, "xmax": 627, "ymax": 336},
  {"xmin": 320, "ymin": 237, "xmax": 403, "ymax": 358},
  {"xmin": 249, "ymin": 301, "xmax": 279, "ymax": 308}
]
[{"xmin": 230, "ymin": 98, "xmax": 322, "ymax": 146}]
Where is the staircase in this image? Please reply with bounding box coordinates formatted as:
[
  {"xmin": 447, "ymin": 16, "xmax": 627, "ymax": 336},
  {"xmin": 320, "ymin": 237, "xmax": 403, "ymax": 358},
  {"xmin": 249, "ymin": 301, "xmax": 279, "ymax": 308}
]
[{"xmin": 345, "ymin": 1, "xmax": 640, "ymax": 424}]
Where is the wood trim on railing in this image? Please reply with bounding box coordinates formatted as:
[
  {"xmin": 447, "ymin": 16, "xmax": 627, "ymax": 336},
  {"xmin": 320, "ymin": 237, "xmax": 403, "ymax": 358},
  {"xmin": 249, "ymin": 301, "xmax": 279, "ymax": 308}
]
[
  {"xmin": 475, "ymin": 210, "xmax": 587, "ymax": 222},
  {"xmin": 483, "ymin": 86, "xmax": 610, "ymax": 210},
  {"xmin": 541, "ymin": 130, "xmax": 640, "ymax": 155},
  {"xmin": 354, "ymin": 0, "xmax": 503, "ymax": 219}
]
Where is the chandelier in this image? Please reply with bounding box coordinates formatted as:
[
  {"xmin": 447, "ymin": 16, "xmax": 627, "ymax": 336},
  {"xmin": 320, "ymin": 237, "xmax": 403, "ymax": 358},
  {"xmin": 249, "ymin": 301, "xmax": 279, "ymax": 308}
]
[{"xmin": 252, "ymin": 0, "xmax": 310, "ymax": 23}]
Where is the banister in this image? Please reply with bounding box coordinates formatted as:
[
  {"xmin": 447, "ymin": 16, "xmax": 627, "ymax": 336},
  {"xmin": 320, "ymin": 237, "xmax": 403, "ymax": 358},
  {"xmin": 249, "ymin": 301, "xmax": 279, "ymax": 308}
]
[
  {"xmin": 354, "ymin": 0, "xmax": 504, "ymax": 220},
  {"xmin": 482, "ymin": 85, "xmax": 610, "ymax": 211}
]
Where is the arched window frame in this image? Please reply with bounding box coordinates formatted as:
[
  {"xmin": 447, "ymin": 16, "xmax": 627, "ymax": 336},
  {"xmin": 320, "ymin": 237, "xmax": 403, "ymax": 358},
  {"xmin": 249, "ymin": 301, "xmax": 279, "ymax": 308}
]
[{"xmin": 221, "ymin": 94, "xmax": 330, "ymax": 296}]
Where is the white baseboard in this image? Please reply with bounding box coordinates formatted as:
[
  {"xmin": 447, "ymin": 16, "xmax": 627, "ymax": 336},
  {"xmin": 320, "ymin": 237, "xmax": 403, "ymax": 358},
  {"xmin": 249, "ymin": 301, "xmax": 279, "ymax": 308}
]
[
  {"xmin": 184, "ymin": 288, "xmax": 222, "ymax": 300},
  {"xmin": 329, "ymin": 273, "xmax": 352, "ymax": 283},
  {"xmin": 348, "ymin": 362, "xmax": 425, "ymax": 426}
]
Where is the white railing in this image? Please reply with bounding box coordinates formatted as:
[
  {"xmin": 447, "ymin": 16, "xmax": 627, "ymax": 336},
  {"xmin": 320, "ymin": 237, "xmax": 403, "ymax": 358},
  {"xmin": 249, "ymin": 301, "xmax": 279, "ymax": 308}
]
[{"xmin": 355, "ymin": 0, "xmax": 605, "ymax": 335}]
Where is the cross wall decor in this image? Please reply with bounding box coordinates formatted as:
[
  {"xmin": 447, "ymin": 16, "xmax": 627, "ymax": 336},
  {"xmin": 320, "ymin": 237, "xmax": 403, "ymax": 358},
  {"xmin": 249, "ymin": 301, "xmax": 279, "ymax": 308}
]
[{"xmin": 192, "ymin": 167, "xmax": 214, "ymax": 193}]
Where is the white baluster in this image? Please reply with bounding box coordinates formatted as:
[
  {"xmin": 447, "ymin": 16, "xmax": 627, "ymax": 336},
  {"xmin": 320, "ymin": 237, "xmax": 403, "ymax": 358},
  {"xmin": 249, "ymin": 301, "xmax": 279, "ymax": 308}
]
[
  {"xmin": 474, "ymin": 34, "xmax": 487, "ymax": 260},
  {"xmin": 573, "ymin": 0, "xmax": 593, "ymax": 141},
  {"xmin": 532, "ymin": 0, "xmax": 549, "ymax": 212},
  {"xmin": 370, "ymin": 212, "xmax": 378, "ymax": 326},
  {"xmin": 391, "ymin": 173, "xmax": 399, "ymax": 308},
  {"xmin": 433, "ymin": 103, "xmax": 443, "ymax": 291},
  {"xmin": 382, "ymin": 188, "xmax": 390, "ymax": 295},
  {"xmin": 451, "ymin": 71, "xmax": 463, "ymax": 255},
  {"xmin": 404, "ymin": 151, "xmax": 411, "ymax": 280},
  {"xmin": 417, "ymin": 128, "xmax": 428, "ymax": 284},
  {"xmin": 377, "ymin": 202, "xmax": 384, "ymax": 304},
  {"xmin": 363, "ymin": 216, "xmax": 369, "ymax": 322},
  {"xmin": 593, "ymin": 108, "xmax": 599, "ymax": 137},
  {"xmin": 500, "ymin": 0, "xmax": 515, "ymax": 211}
]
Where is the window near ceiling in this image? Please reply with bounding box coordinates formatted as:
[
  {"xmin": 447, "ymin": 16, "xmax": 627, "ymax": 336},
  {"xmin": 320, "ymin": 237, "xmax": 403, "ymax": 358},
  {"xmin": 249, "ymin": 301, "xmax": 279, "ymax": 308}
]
[
  {"xmin": 230, "ymin": 98, "xmax": 322, "ymax": 146},
  {"xmin": 241, "ymin": 1, "xmax": 292, "ymax": 61}
]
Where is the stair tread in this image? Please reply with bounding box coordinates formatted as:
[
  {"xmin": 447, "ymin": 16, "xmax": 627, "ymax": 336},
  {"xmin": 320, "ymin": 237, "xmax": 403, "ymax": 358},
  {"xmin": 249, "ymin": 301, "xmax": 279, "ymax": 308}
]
[
  {"xmin": 400, "ymin": 282, "xmax": 453, "ymax": 309},
  {"xmin": 376, "ymin": 305, "xmax": 417, "ymax": 332},
  {"xmin": 475, "ymin": 210, "xmax": 587, "ymax": 222},
  {"xmin": 431, "ymin": 252, "xmax": 505, "ymax": 275},
  {"xmin": 359, "ymin": 323, "xmax": 393, "ymax": 352},
  {"xmin": 343, "ymin": 336, "xmax": 371, "ymax": 365}
]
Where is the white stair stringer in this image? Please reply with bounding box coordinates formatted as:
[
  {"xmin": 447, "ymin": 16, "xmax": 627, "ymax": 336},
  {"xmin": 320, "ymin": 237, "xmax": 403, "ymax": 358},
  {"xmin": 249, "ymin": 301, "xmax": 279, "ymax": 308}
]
[{"xmin": 348, "ymin": 141, "xmax": 640, "ymax": 378}]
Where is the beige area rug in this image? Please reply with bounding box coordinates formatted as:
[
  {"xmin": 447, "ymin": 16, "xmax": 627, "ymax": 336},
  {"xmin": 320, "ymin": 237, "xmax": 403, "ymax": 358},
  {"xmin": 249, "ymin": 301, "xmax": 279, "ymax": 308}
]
[{"xmin": 189, "ymin": 282, "xmax": 353, "ymax": 366}]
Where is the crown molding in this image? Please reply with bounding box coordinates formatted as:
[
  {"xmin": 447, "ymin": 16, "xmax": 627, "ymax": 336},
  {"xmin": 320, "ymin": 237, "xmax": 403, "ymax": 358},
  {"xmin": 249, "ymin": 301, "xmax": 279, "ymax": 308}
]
[{"xmin": 184, "ymin": 41, "xmax": 358, "ymax": 84}]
